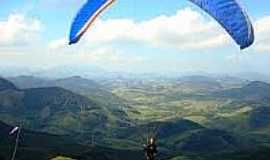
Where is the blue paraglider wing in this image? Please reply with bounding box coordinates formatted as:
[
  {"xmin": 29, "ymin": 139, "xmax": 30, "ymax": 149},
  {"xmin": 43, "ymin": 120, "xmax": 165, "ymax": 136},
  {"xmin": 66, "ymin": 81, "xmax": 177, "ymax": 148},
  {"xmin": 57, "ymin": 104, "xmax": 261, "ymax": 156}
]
[
  {"xmin": 188, "ymin": 0, "xmax": 254, "ymax": 49},
  {"xmin": 69, "ymin": 0, "xmax": 115, "ymax": 45},
  {"xmin": 69, "ymin": 0, "xmax": 254, "ymax": 49}
]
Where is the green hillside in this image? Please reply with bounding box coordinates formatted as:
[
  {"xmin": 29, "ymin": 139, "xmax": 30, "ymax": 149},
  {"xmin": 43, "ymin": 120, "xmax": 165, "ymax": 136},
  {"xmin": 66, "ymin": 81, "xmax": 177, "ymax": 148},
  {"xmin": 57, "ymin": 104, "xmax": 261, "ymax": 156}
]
[{"xmin": 0, "ymin": 79, "xmax": 131, "ymax": 142}]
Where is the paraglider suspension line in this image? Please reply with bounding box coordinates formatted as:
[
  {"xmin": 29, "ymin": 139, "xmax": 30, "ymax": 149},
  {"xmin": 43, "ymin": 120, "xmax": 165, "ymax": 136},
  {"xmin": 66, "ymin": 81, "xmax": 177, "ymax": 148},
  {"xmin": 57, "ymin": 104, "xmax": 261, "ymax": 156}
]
[{"xmin": 11, "ymin": 127, "xmax": 21, "ymax": 160}]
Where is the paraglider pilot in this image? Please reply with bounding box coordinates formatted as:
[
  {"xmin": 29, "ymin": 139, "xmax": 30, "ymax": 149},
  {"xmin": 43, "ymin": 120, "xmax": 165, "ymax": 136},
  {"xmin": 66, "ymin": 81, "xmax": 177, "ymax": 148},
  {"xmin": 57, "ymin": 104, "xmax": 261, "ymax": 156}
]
[{"xmin": 144, "ymin": 137, "xmax": 157, "ymax": 160}]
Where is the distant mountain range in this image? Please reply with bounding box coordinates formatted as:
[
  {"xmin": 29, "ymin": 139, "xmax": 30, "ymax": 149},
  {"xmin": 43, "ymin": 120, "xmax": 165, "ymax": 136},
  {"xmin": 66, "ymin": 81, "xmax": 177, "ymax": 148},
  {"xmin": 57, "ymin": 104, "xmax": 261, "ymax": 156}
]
[
  {"xmin": 214, "ymin": 81, "xmax": 270, "ymax": 101},
  {"xmin": 1, "ymin": 64, "xmax": 270, "ymax": 82},
  {"xmin": 8, "ymin": 75, "xmax": 130, "ymax": 110}
]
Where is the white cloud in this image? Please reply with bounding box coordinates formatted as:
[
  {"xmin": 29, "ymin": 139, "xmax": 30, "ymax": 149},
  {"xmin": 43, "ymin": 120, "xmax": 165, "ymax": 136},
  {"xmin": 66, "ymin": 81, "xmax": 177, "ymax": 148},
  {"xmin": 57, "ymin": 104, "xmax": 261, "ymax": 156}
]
[
  {"xmin": 47, "ymin": 38, "xmax": 144, "ymax": 66},
  {"xmin": 253, "ymin": 16, "xmax": 270, "ymax": 52},
  {"xmin": 48, "ymin": 38, "xmax": 67, "ymax": 50},
  {"xmin": 83, "ymin": 8, "xmax": 229, "ymax": 50},
  {"xmin": 0, "ymin": 14, "xmax": 42, "ymax": 47}
]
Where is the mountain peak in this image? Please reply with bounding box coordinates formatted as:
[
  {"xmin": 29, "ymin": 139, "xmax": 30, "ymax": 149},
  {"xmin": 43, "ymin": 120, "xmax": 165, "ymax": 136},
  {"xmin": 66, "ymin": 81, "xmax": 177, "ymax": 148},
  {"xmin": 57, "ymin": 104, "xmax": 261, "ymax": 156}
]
[
  {"xmin": 245, "ymin": 81, "xmax": 270, "ymax": 89},
  {"xmin": 215, "ymin": 81, "xmax": 270, "ymax": 100},
  {"xmin": 0, "ymin": 77, "xmax": 17, "ymax": 91}
]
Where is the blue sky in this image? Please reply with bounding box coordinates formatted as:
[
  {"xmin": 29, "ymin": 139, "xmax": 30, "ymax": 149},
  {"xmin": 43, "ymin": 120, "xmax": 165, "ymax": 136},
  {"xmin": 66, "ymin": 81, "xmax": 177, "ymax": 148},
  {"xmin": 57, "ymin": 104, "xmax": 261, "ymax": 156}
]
[{"xmin": 0, "ymin": 0, "xmax": 270, "ymax": 75}]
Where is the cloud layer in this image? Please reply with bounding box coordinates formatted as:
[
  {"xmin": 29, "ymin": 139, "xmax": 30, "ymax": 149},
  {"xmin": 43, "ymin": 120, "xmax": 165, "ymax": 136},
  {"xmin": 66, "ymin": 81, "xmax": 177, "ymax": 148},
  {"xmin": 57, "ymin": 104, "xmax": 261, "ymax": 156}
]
[
  {"xmin": 45, "ymin": 7, "xmax": 270, "ymax": 54},
  {"xmin": 1, "ymin": 7, "xmax": 270, "ymax": 73},
  {"xmin": 81, "ymin": 8, "xmax": 229, "ymax": 50},
  {"xmin": 253, "ymin": 16, "xmax": 270, "ymax": 52},
  {"xmin": 0, "ymin": 14, "xmax": 42, "ymax": 47}
]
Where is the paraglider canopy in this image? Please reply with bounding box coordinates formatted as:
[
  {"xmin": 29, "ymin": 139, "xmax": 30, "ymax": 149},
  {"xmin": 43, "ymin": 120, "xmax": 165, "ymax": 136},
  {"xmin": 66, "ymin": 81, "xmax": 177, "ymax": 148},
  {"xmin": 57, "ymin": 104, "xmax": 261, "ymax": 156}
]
[
  {"xmin": 69, "ymin": 0, "xmax": 254, "ymax": 50},
  {"xmin": 69, "ymin": 0, "xmax": 115, "ymax": 45},
  {"xmin": 188, "ymin": 0, "xmax": 254, "ymax": 50}
]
